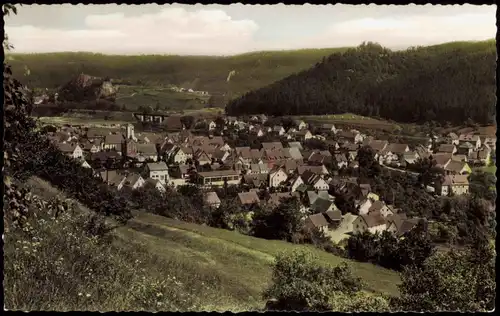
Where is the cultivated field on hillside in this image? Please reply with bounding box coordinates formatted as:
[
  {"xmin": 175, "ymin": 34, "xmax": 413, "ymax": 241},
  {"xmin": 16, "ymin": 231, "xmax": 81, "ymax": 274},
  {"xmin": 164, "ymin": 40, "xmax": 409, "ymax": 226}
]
[
  {"xmin": 115, "ymin": 85, "xmax": 211, "ymax": 111},
  {"xmin": 300, "ymin": 113, "xmax": 401, "ymax": 133},
  {"xmin": 36, "ymin": 116, "xmax": 131, "ymax": 127}
]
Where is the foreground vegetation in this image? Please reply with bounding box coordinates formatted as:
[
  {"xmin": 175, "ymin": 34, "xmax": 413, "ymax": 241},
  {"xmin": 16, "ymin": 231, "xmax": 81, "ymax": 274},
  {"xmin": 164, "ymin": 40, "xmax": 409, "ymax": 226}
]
[{"xmin": 227, "ymin": 40, "xmax": 496, "ymax": 126}]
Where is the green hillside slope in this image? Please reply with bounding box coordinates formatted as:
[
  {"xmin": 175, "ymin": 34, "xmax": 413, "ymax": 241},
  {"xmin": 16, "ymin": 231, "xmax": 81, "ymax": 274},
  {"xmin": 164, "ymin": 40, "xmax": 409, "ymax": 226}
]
[
  {"xmin": 7, "ymin": 48, "xmax": 349, "ymax": 98},
  {"xmin": 22, "ymin": 176, "xmax": 400, "ymax": 311},
  {"xmin": 226, "ymin": 40, "xmax": 496, "ymax": 125}
]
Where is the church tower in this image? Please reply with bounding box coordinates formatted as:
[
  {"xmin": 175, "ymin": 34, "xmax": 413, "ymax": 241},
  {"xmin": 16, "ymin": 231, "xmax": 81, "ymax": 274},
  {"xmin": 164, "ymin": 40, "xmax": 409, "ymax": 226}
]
[{"xmin": 126, "ymin": 123, "xmax": 135, "ymax": 140}]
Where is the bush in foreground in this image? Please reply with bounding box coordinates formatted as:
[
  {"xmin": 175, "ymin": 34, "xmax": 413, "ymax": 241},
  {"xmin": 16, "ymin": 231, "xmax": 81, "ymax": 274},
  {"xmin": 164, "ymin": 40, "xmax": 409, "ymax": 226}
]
[
  {"xmin": 263, "ymin": 250, "xmax": 367, "ymax": 312},
  {"xmin": 394, "ymin": 240, "xmax": 496, "ymax": 312}
]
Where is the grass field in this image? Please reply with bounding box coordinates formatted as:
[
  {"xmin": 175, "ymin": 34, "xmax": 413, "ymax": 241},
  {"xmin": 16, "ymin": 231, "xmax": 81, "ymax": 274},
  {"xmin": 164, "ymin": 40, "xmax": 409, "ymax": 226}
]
[
  {"xmin": 299, "ymin": 113, "xmax": 401, "ymax": 133},
  {"xmin": 118, "ymin": 211, "xmax": 401, "ymax": 298},
  {"xmin": 36, "ymin": 116, "xmax": 131, "ymax": 127},
  {"xmin": 24, "ymin": 176, "xmax": 401, "ymax": 311},
  {"xmin": 34, "ymin": 106, "xmax": 223, "ymax": 127},
  {"xmin": 116, "ymin": 85, "xmax": 211, "ymax": 111},
  {"xmin": 480, "ymin": 165, "xmax": 497, "ymax": 175}
]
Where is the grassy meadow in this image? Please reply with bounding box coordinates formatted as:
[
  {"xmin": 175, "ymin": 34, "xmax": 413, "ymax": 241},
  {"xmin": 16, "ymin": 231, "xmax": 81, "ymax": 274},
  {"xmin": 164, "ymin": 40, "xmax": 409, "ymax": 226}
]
[
  {"xmin": 480, "ymin": 165, "xmax": 497, "ymax": 175},
  {"xmin": 299, "ymin": 113, "xmax": 402, "ymax": 133},
  {"xmin": 115, "ymin": 85, "xmax": 211, "ymax": 111}
]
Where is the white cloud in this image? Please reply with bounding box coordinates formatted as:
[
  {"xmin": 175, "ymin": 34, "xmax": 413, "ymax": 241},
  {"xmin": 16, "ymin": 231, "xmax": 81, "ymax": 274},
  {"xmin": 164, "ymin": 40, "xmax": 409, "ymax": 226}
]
[
  {"xmin": 5, "ymin": 7, "xmax": 496, "ymax": 55},
  {"xmin": 295, "ymin": 11, "xmax": 496, "ymax": 50},
  {"xmin": 6, "ymin": 8, "xmax": 260, "ymax": 55}
]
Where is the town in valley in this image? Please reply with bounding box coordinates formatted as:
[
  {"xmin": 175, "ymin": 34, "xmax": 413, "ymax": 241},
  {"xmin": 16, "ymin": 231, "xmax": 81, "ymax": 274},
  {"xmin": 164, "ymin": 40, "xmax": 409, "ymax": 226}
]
[{"xmin": 4, "ymin": 3, "xmax": 496, "ymax": 313}]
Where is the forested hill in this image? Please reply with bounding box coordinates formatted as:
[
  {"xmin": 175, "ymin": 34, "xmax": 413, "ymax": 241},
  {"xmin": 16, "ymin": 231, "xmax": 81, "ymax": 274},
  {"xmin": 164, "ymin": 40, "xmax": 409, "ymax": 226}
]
[
  {"xmin": 226, "ymin": 40, "xmax": 496, "ymax": 126},
  {"xmin": 7, "ymin": 48, "xmax": 349, "ymax": 98}
]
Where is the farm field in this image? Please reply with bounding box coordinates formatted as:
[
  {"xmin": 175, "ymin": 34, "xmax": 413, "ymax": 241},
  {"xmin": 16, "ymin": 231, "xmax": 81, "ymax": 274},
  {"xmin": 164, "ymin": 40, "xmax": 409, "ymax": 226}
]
[
  {"xmin": 298, "ymin": 113, "xmax": 402, "ymax": 133},
  {"xmin": 36, "ymin": 116, "xmax": 131, "ymax": 127},
  {"xmin": 33, "ymin": 106, "xmax": 224, "ymax": 128},
  {"xmin": 115, "ymin": 85, "xmax": 211, "ymax": 111}
]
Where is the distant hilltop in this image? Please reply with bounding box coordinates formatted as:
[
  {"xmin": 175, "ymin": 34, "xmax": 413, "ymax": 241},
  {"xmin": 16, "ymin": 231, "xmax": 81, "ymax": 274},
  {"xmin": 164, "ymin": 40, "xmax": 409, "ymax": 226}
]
[{"xmin": 57, "ymin": 73, "xmax": 118, "ymax": 103}]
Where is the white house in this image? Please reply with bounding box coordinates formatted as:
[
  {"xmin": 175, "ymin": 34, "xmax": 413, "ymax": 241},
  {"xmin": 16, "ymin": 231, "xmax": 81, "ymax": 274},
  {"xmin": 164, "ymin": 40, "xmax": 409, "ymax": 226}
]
[
  {"xmin": 146, "ymin": 178, "xmax": 166, "ymax": 193},
  {"xmin": 117, "ymin": 173, "xmax": 145, "ymax": 191},
  {"xmin": 358, "ymin": 198, "xmax": 373, "ymax": 216},
  {"xmin": 294, "ymin": 120, "xmax": 307, "ymax": 130},
  {"xmin": 438, "ymin": 175, "xmax": 470, "ymax": 196},
  {"xmin": 80, "ymin": 159, "xmax": 92, "ymax": 169},
  {"xmin": 171, "ymin": 147, "xmax": 188, "ymax": 164},
  {"xmin": 368, "ymin": 200, "xmax": 394, "ymax": 218},
  {"xmin": 312, "ymin": 177, "xmax": 329, "ymax": 191},
  {"xmin": 305, "ymin": 213, "xmax": 330, "ymax": 234},
  {"xmin": 58, "ymin": 143, "xmax": 84, "ymax": 159},
  {"xmin": 295, "ymin": 129, "xmax": 313, "ymax": 141},
  {"xmin": 352, "ymin": 213, "xmax": 387, "ymax": 235},
  {"xmin": 273, "ymin": 126, "xmax": 286, "ymax": 136},
  {"xmin": 458, "ymin": 134, "xmax": 481, "ymax": 150},
  {"xmin": 334, "ymin": 154, "xmax": 348, "ymax": 169},
  {"xmin": 146, "ymin": 161, "xmax": 170, "ymax": 184},
  {"xmin": 208, "ymin": 121, "xmax": 217, "ymax": 131},
  {"xmin": 289, "ymin": 175, "xmax": 304, "ymax": 192},
  {"xmin": 204, "ymin": 191, "xmax": 221, "ymax": 209},
  {"xmin": 268, "ymin": 167, "xmax": 288, "ymax": 188},
  {"xmin": 319, "ymin": 124, "xmax": 337, "ymax": 134},
  {"xmin": 251, "ymin": 128, "xmax": 265, "ymax": 137}
]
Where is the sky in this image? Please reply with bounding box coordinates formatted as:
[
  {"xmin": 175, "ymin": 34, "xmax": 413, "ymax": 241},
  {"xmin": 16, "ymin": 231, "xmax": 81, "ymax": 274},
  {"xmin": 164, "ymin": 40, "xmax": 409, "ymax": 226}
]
[{"xmin": 4, "ymin": 4, "xmax": 497, "ymax": 56}]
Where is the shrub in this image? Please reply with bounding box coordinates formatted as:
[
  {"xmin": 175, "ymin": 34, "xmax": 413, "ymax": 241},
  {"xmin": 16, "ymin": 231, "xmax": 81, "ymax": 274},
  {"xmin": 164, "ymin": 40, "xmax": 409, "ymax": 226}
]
[
  {"xmin": 346, "ymin": 223, "xmax": 435, "ymax": 271},
  {"xmin": 262, "ymin": 250, "xmax": 362, "ymax": 311},
  {"xmin": 396, "ymin": 242, "xmax": 495, "ymax": 312},
  {"xmin": 329, "ymin": 291, "xmax": 390, "ymax": 312}
]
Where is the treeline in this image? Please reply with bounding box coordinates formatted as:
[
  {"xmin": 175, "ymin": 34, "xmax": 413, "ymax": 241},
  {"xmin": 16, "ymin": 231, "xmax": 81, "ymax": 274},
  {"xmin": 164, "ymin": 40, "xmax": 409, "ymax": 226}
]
[{"xmin": 226, "ymin": 40, "xmax": 496, "ymax": 125}]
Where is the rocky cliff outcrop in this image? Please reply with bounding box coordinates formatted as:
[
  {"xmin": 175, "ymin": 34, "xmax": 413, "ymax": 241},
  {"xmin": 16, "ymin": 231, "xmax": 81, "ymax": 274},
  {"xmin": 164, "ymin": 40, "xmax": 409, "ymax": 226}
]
[{"xmin": 58, "ymin": 74, "xmax": 118, "ymax": 102}]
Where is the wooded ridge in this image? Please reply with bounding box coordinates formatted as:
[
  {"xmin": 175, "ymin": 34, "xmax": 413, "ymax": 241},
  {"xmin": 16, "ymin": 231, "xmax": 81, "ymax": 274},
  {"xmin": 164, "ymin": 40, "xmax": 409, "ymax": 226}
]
[{"xmin": 226, "ymin": 40, "xmax": 496, "ymax": 126}]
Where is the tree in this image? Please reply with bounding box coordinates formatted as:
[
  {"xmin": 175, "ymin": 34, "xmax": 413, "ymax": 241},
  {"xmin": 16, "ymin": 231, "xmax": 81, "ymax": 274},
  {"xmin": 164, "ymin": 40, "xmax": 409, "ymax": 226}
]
[
  {"xmin": 412, "ymin": 157, "xmax": 445, "ymax": 188},
  {"xmin": 356, "ymin": 146, "xmax": 381, "ymax": 177},
  {"xmin": 468, "ymin": 170, "xmax": 496, "ymax": 202},
  {"xmin": 263, "ymin": 250, "xmax": 363, "ymax": 311},
  {"xmin": 214, "ymin": 116, "xmax": 225, "ymax": 129},
  {"xmin": 180, "ymin": 115, "xmax": 195, "ymax": 129},
  {"xmin": 346, "ymin": 231, "xmax": 380, "ymax": 262},
  {"xmin": 138, "ymin": 105, "xmax": 152, "ymax": 114},
  {"xmin": 395, "ymin": 241, "xmax": 495, "ymax": 312},
  {"xmin": 251, "ymin": 197, "xmax": 303, "ymax": 242},
  {"xmin": 346, "ymin": 222, "xmax": 435, "ymax": 271},
  {"xmin": 397, "ymin": 221, "xmax": 435, "ymax": 269}
]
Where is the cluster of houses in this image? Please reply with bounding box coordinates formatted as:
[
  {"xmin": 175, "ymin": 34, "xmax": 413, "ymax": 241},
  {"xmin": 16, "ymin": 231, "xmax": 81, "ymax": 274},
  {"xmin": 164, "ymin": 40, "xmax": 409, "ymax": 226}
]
[
  {"xmin": 169, "ymin": 85, "xmax": 209, "ymax": 96},
  {"xmin": 47, "ymin": 114, "xmax": 495, "ymax": 242}
]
